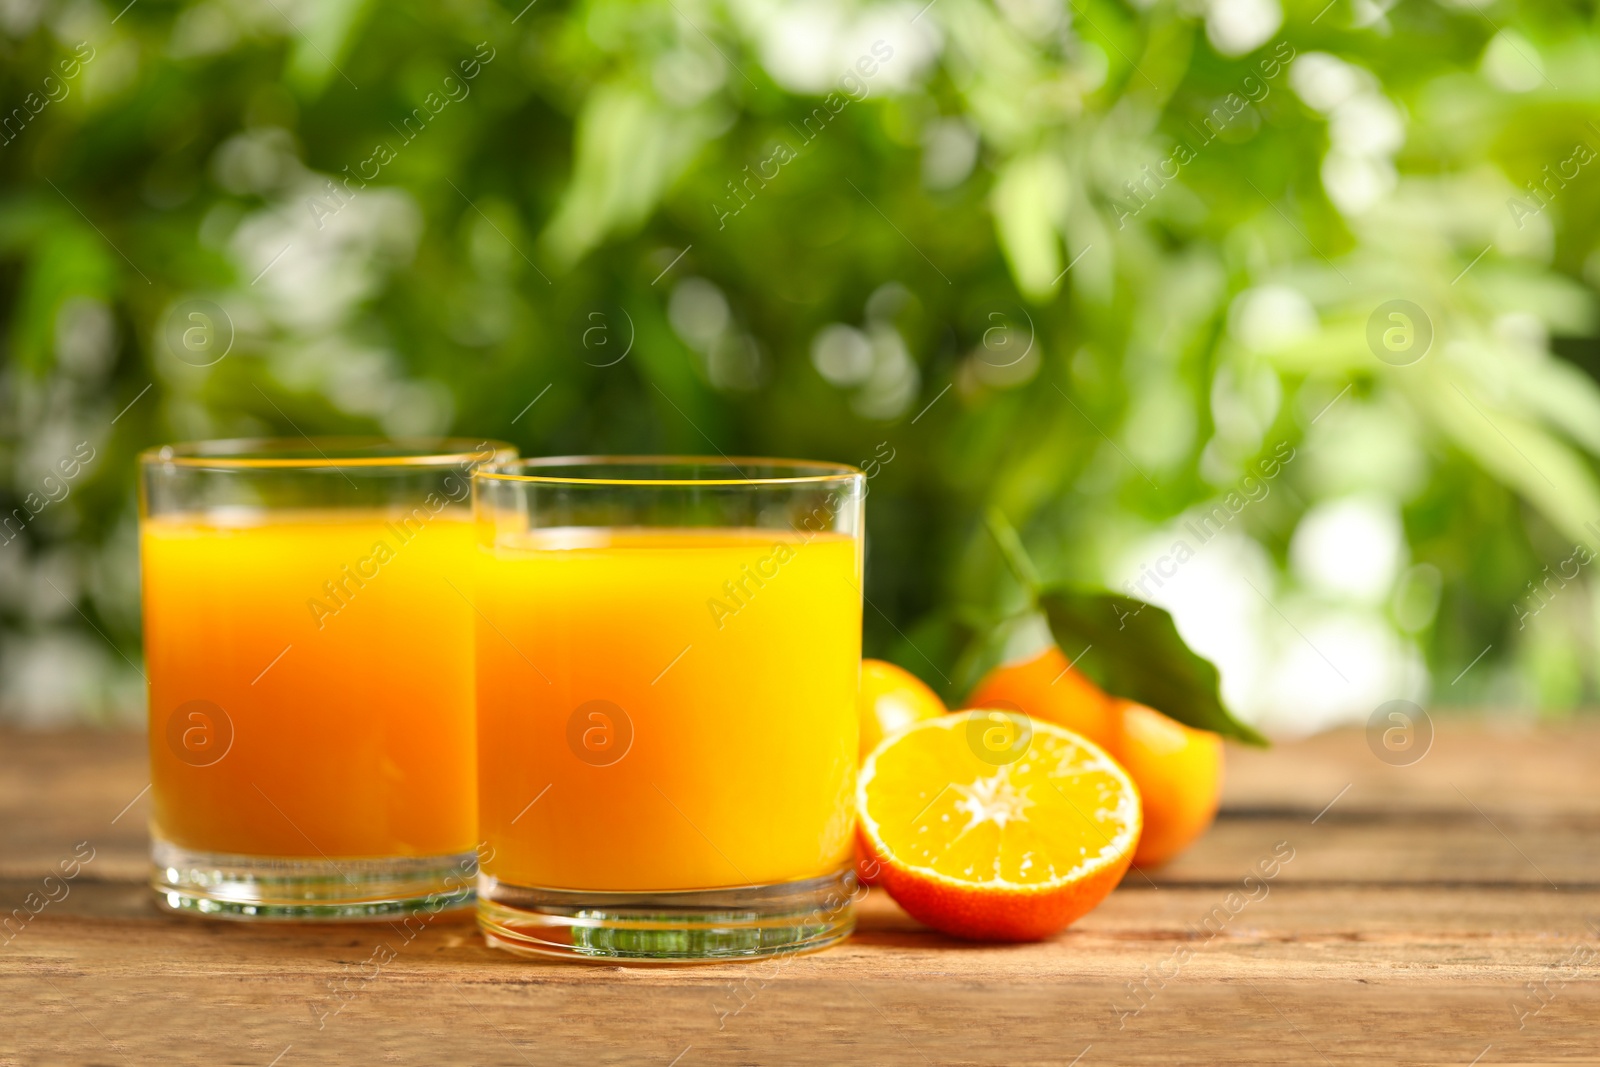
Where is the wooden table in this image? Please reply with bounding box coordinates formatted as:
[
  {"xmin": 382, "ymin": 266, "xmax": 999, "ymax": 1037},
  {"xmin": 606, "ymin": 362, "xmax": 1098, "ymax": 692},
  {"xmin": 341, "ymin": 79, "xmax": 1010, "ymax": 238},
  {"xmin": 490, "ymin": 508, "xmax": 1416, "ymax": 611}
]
[{"xmin": 2, "ymin": 722, "xmax": 1596, "ymax": 1066}]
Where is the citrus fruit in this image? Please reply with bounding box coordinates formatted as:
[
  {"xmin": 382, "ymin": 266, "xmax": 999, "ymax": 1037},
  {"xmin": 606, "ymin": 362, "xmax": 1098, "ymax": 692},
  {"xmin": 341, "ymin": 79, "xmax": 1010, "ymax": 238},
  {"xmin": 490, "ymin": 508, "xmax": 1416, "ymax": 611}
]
[
  {"xmin": 855, "ymin": 659, "xmax": 947, "ymax": 886},
  {"xmin": 857, "ymin": 711, "xmax": 1141, "ymax": 941},
  {"xmin": 1112, "ymin": 700, "xmax": 1223, "ymax": 868},
  {"xmin": 966, "ymin": 645, "xmax": 1119, "ymax": 742},
  {"xmin": 859, "ymin": 658, "xmax": 946, "ymax": 760},
  {"xmin": 965, "ymin": 648, "xmax": 1225, "ymax": 869}
]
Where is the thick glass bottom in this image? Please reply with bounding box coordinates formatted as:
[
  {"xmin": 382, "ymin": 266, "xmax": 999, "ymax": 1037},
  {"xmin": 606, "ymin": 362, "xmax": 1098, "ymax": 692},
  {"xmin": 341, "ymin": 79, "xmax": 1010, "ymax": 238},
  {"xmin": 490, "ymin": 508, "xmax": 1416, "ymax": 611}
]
[
  {"xmin": 151, "ymin": 837, "xmax": 476, "ymax": 920},
  {"xmin": 478, "ymin": 868, "xmax": 856, "ymax": 962}
]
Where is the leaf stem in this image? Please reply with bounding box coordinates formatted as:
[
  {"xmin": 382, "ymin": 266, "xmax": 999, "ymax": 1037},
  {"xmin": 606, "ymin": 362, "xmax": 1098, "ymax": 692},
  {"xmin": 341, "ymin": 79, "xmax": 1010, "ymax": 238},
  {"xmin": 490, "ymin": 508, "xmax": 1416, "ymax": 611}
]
[{"xmin": 984, "ymin": 507, "xmax": 1042, "ymax": 599}]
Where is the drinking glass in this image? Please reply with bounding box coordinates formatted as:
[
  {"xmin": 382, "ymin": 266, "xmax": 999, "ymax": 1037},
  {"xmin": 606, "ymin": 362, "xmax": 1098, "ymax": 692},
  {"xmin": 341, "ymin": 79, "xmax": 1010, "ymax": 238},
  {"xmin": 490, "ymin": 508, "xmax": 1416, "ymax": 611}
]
[
  {"xmin": 140, "ymin": 437, "xmax": 514, "ymax": 918},
  {"xmin": 472, "ymin": 457, "xmax": 865, "ymax": 960}
]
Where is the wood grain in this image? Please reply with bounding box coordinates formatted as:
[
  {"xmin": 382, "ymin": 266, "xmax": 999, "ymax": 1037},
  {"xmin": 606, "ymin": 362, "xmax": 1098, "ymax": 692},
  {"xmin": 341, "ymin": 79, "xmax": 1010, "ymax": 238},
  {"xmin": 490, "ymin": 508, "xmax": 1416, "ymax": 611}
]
[{"xmin": 2, "ymin": 725, "xmax": 1597, "ymax": 1066}]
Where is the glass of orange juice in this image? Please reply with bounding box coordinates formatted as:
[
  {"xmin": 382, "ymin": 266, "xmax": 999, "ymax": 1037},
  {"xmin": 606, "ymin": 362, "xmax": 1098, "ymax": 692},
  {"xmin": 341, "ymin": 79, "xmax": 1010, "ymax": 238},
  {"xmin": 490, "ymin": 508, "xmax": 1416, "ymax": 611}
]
[
  {"xmin": 472, "ymin": 457, "xmax": 865, "ymax": 961},
  {"xmin": 139, "ymin": 437, "xmax": 514, "ymax": 919}
]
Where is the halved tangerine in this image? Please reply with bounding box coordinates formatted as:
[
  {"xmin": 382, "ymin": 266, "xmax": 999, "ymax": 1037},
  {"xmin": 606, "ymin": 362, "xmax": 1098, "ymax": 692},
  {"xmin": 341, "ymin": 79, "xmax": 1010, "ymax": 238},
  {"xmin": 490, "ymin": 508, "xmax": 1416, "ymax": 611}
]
[{"xmin": 857, "ymin": 711, "xmax": 1141, "ymax": 941}]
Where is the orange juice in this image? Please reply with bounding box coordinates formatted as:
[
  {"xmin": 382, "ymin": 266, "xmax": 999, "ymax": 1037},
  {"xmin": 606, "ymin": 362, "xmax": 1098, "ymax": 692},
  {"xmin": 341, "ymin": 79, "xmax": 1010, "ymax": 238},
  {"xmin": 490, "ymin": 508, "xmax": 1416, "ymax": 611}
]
[
  {"xmin": 142, "ymin": 509, "xmax": 477, "ymax": 859},
  {"xmin": 475, "ymin": 527, "xmax": 861, "ymax": 892}
]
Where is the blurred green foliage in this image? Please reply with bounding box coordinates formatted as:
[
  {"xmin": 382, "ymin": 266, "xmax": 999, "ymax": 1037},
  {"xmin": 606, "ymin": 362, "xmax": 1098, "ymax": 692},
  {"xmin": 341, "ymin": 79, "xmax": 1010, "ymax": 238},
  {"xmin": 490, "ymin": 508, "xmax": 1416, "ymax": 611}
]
[{"xmin": 4, "ymin": 0, "xmax": 1600, "ymax": 726}]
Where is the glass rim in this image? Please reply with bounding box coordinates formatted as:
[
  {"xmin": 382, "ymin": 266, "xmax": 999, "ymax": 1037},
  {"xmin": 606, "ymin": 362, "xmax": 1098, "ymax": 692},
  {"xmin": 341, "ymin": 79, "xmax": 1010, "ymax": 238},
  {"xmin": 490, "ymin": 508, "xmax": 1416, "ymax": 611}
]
[
  {"xmin": 475, "ymin": 455, "xmax": 864, "ymax": 487},
  {"xmin": 139, "ymin": 437, "xmax": 516, "ymax": 470}
]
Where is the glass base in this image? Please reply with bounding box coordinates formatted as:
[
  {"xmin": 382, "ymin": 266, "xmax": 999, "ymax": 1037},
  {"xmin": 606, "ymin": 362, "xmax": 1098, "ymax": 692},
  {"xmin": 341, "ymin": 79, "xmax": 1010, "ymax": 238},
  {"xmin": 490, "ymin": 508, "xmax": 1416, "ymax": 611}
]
[
  {"xmin": 151, "ymin": 837, "xmax": 476, "ymax": 921},
  {"xmin": 478, "ymin": 868, "xmax": 856, "ymax": 962}
]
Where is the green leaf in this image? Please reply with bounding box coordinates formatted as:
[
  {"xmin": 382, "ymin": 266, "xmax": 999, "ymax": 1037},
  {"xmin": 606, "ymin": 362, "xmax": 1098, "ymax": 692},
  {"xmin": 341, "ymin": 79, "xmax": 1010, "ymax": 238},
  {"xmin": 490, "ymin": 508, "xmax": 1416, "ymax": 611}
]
[
  {"xmin": 989, "ymin": 150, "xmax": 1070, "ymax": 303},
  {"xmin": 984, "ymin": 506, "xmax": 1042, "ymax": 591},
  {"xmin": 1038, "ymin": 585, "xmax": 1268, "ymax": 747},
  {"xmin": 285, "ymin": 0, "xmax": 376, "ymax": 97},
  {"xmin": 540, "ymin": 84, "xmax": 721, "ymax": 267}
]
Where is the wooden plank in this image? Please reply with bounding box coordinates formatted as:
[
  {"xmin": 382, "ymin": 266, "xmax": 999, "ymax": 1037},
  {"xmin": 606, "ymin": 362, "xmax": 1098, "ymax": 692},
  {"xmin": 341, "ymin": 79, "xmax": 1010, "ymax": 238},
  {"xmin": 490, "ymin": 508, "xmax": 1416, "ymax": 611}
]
[
  {"xmin": 1220, "ymin": 718, "xmax": 1600, "ymax": 817},
  {"xmin": 3, "ymin": 725, "xmax": 1598, "ymax": 1066},
  {"xmin": 8, "ymin": 812, "xmax": 1591, "ymax": 889},
  {"xmin": 0, "ymin": 731, "xmax": 151, "ymax": 878},
  {"xmin": 8, "ymin": 881, "xmax": 1599, "ymax": 972},
  {"xmin": 3, "ymin": 731, "xmax": 1594, "ymax": 886},
  {"xmin": 4, "ymin": 885, "xmax": 1598, "ymax": 1064},
  {"xmin": 1154, "ymin": 815, "xmax": 1588, "ymax": 887},
  {"xmin": 10, "ymin": 720, "xmax": 1599, "ymax": 832}
]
